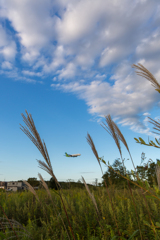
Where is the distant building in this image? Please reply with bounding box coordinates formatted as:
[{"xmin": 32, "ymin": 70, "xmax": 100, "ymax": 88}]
[
  {"xmin": 0, "ymin": 181, "xmax": 7, "ymax": 189},
  {"xmin": 0, "ymin": 181, "xmax": 40, "ymax": 192},
  {"xmin": 6, "ymin": 181, "xmax": 27, "ymax": 192}
]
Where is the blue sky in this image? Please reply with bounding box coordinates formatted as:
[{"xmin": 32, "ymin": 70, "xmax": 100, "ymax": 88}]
[{"xmin": 0, "ymin": 0, "xmax": 160, "ymax": 185}]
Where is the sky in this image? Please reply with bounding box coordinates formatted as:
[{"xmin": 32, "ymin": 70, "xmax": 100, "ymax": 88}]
[{"xmin": 0, "ymin": 0, "xmax": 160, "ymax": 185}]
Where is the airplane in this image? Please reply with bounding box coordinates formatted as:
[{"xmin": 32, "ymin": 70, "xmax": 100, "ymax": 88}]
[{"xmin": 64, "ymin": 152, "xmax": 81, "ymax": 157}]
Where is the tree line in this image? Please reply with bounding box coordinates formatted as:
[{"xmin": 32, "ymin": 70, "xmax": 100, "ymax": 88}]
[
  {"xmin": 101, "ymin": 156, "xmax": 160, "ymax": 190},
  {"xmin": 21, "ymin": 153, "xmax": 159, "ymax": 191}
]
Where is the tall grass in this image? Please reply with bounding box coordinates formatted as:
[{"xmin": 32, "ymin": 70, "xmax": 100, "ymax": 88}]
[{"xmin": 1, "ymin": 62, "xmax": 160, "ymax": 239}]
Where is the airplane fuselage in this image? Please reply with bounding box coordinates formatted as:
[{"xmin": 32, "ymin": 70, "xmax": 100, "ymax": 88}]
[{"xmin": 65, "ymin": 152, "xmax": 81, "ymax": 157}]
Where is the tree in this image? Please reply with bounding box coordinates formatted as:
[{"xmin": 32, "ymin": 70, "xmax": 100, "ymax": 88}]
[
  {"xmin": 144, "ymin": 159, "xmax": 160, "ymax": 188},
  {"xmin": 132, "ymin": 159, "xmax": 160, "ymax": 189},
  {"xmin": 66, "ymin": 179, "xmax": 73, "ymax": 189},
  {"xmin": 27, "ymin": 177, "xmax": 39, "ymax": 187},
  {"xmin": 102, "ymin": 158, "xmax": 134, "ymax": 189},
  {"xmin": 98, "ymin": 183, "xmax": 102, "ymax": 187},
  {"xmin": 48, "ymin": 177, "xmax": 60, "ymax": 190},
  {"xmin": 136, "ymin": 166, "xmax": 147, "ymax": 182},
  {"xmin": 94, "ymin": 178, "xmax": 98, "ymax": 187}
]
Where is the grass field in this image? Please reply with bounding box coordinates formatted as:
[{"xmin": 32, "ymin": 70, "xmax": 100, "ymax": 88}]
[{"xmin": 0, "ymin": 185, "xmax": 160, "ymax": 240}]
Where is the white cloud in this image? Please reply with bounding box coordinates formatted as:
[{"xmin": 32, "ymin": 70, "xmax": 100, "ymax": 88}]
[
  {"xmin": 0, "ymin": 24, "xmax": 8, "ymax": 47},
  {"xmin": 2, "ymin": 0, "xmax": 59, "ymax": 64},
  {"xmin": 22, "ymin": 70, "xmax": 43, "ymax": 77},
  {"xmin": 0, "ymin": 24, "xmax": 17, "ymax": 61},
  {"xmin": 58, "ymin": 62, "xmax": 76, "ymax": 79},
  {"xmin": 51, "ymin": 59, "xmax": 160, "ymax": 137},
  {"xmin": 42, "ymin": 45, "xmax": 66, "ymax": 73},
  {"xmin": 21, "ymin": 49, "xmax": 40, "ymax": 63},
  {"xmin": 2, "ymin": 41, "xmax": 17, "ymax": 61},
  {"xmin": 1, "ymin": 61, "xmax": 12, "ymax": 69},
  {"xmin": 143, "ymin": 112, "xmax": 151, "ymax": 116},
  {"xmin": 1, "ymin": 0, "xmax": 160, "ymax": 136}
]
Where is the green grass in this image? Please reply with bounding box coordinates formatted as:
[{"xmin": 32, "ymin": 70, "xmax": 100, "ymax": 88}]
[{"xmin": 0, "ymin": 186, "xmax": 160, "ymax": 239}]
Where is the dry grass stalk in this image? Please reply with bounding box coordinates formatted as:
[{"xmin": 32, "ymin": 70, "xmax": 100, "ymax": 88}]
[
  {"xmin": 100, "ymin": 115, "xmax": 126, "ymax": 174},
  {"xmin": 20, "ymin": 110, "xmax": 61, "ymax": 190},
  {"xmin": 101, "ymin": 114, "xmax": 142, "ymax": 182},
  {"xmin": 86, "ymin": 133, "xmax": 121, "ymax": 238},
  {"xmin": 131, "ymin": 62, "xmax": 160, "ymax": 238},
  {"xmin": 99, "ymin": 115, "xmax": 143, "ymax": 239},
  {"xmin": 132, "ymin": 63, "xmax": 160, "ymax": 91},
  {"xmin": 20, "ymin": 110, "xmax": 76, "ymax": 240},
  {"xmin": 100, "ymin": 63, "xmax": 160, "ymax": 238},
  {"xmin": 132, "ymin": 62, "xmax": 160, "ymax": 139},
  {"xmin": 81, "ymin": 176, "xmax": 108, "ymax": 238},
  {"xmin": 86, "ymin": 133, "xmax": 103, "ymax": 174},
  {"xmin": 111, "ymin": 120, "xmax": 137, "ymax": 172},
  {"xmin": 100, "ymin": 115, "xmax": 122, "ymax": 159},
  {"xmin": 81, "ymin": 176, "xmax": 99, "ymax": 216},
  {"xmin": 38, "ymin": 173, "xmax": 52, "ymax": 200},
  {"xmin": 147, "ymin": 117, "xmax": 160, "ymax": 136},
  {"xmin": 23, "ymin": 181, "xmax": 40, "ymax": 202}
]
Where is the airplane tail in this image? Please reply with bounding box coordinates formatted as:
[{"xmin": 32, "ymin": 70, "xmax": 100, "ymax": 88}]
[{"xmin": 65, "ymin": 152, "xmax": 70, "ymax": 157}]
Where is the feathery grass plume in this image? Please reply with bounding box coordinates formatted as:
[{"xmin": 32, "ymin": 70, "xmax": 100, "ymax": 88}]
[
  {"xmin": 132, "ymin": 63, "xmax": 160, "ymax": 92},
  {"xmin": 101, "ymin": 115, "xmax": 122, "ymax": 158},
  {"xmin": 20, "ymin": 110, "xmax": 76, "ymax": 240},
  {"xmin": 100, "ymin": 115, "xmax": 126, "ymax": 174},
  {"xmin": 155, "ymin": 165, "xmax": 160, "ymax": 190},
  {"xmin": 86, "ymin": 133, "xmax": 103, "ymax": 174},
  {"xmin": 101, "ymin": 114, "xmax": 156, "ymax": 239},
  {"xmin": 38, "ymin": 173, "xmax": 71, "ymax": 240},
  {"xmin": 23, "ymin": 180, "xmax": 40, "ymax": 202},
  {"xmin": 110, "ymin": 118, "xmax": 143, "ymax": 185},
  {"xmin": 38, "ymin": 173, "xmax": 52, "ymax": 200},
  {"xmin": 86, "ymin": 133, "xmax": 121, "ymax": 238},
  {"xmin": 132, "ymin": 63, "xmax": 160, "ymax": 149},
  {"xmin": 147, "ymin": 116, "xmax": 160, "ymax": 136},
  {"xmin": 20, "ymin": 110, "xmax": 61, "ymax": 190},
  {"xmin": 111, "ymin": 120, "xmax": 136, "ymax": 172},
  {"xmin": 100, "ymin": 115, "xmax": 144, "ymax": 239},
  {"xmin": 101, "ymin": 115, "xmax": 141, "ymax": 181},
  {"xmin": 81, "ymin": 176, "xmax": 100, "ymax": 216},
  {"xmin": 132, "ymin": 63, "xmax": 160, "ymax": 238}
]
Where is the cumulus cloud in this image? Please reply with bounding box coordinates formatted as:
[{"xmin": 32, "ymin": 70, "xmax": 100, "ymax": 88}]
[
  {"xmin": 51, "ymin": 62, "xmax": 160, "ymax": 137},
  {"xmin": 22, "ymin": 70, "xmax": 43, "ymax": 77},
  {"xmin": 0, "ymin": 0, "xmax": 160, "ymax": 136},
  {"xmin": 0, "ymin": 24, "xmax": 17, "ymax": 61},
  {"xmin": 58, "ymin": 62, "xmax": 76, "ymax": 79},
  {"xmin": 1, "ymin": 61, "xmax": 12, "ymax": 69}
]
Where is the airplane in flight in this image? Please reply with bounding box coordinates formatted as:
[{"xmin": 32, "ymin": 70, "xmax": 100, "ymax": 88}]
[{"xmin": 64, "ymin": 152, "xmax": 81, "ymax": 157}]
